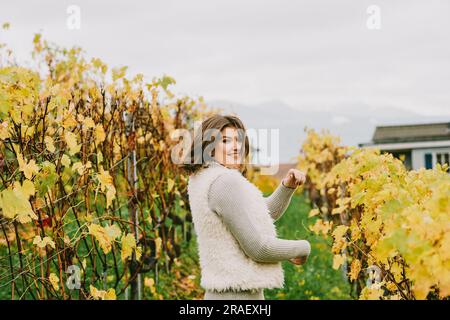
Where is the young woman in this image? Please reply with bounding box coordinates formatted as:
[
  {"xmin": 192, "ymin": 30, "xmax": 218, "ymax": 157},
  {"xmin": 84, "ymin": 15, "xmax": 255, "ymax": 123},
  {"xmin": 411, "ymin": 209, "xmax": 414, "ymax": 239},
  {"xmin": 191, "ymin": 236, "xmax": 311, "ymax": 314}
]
[{"xmin": 181, "ymin": 114, "xmax": 311, "ymax": 300}]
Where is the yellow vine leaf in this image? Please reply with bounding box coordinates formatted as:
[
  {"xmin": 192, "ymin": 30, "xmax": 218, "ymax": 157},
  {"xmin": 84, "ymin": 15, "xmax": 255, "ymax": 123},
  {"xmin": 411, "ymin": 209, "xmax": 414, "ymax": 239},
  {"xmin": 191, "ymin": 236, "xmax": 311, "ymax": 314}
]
[
  {"xmin": 121, "ymin": 233, "xmax": 136, "ymax": 261},
  {"xmin": 97, "ymin": 166, "xmax": 113, "ymax": 187},
  {"xmin": 167, "ymin": 178, "xmax": 175, "ymax": 193},
  {"xmin": 61, "ymin": 154, "xmax": 71, "ymax": 167},
  {"xmin": 104, "ymin": 288, "xmax": 117, "ymax": 300},
  {"xmin": 104, "ymin": 224, "xmax": 121, "ymax": 240},
  {"xmin": 94, "ymin": 124, "xmax": 106, "ymax": 145},
  {"xmin": 49, "ymin": 273, "xmax": 59, "ymax": 291},
  {"xmin": 17, "ymin": 153, "xmax": 40, "ymax": 179},
  {"xmin": 97, "ymin": 166, "xmax": 116, "ymax": 208},
  {"xmin": 144, "ymin": 277, "xmax": 157, "ymax": 295},
  {"xmin": 309, "ymin": 219, "xmax": 332, "ymax": 237},
  {"xmin": 21, "ymin": 179, "xmax": 36, "ymax": 198},
  {"xmin": 349, "ymin": 259, "xmax": 362, "ymax": 281},
  {"xmin": 308, "ymin": 208, "xmax": 320, "ymax": 218},
  {"xmin": 105, "ymin": 187, "xmax": 116, "ymax": 209},
  {"xmin": 359, "ymin": 285, "xmax": 383, "ymax": 300},
  {"xmin": 332, "ymin": 225, "xmax": 349, "ymax": 243},
  {"xmin": 44, "ymin": 136, "xmax": 56, "ymax": 153},
  {"xmin": 72, "ymin": 162, "xmax": 84, "ymax": 175},
  {"xmin": 155, "ymin": 236, "xmax": 162, "ymax": 258},
  {"xmin": 332, "ymin": 254, "xmax": 346, "ymax": 270},
  {"xmin": 88, "ymin": 223, "xmax": 121, "ymax": 254},
  {"xmin": 386, "ymin": 281, "xmax": 397, "ymax": 292},
  {"xmin": 112, "ymin": 66, "xmax": 127, "ymax": 82},
  {"xmin": 0, "ymin": 182, "xmax": 38, "ymax": 223},
  {"xmin": 349, "ymin": 220, "xmax": 361, "ymax": 242},
  {"xmin": 89, "ymin": 285, "xmax": 116, "ymax": 300},
  {"xmin": 21, "ymin": 123, "xmax": 37, "ymax": 137},
  {"xmin": 62, "ymin": 111, "xmax": 78, "ymax": 129},
  {"xmin": 97, "ymin": 150, "xmax": 103, "ymax": 164},
  {"xmin": 33, "ymin": 235, "xmax": 56, "ymax": 249},
  {"xmin": 331, "ymin": 205, "xmax": 347, "ymax": 215},
  {"xmin": 331, "ymin": 224, "xmax": 349, "ymax": 253},
  {"xmin": 120, "ymin": 233, "xmax": 142, "ymax": 262},
  {"xmin": 64, "ymin": 130, "xmax": 81, "ymax": 155},
  {"xmin": 83, "ymin": 117, "xmax": 95, "ymax": 131}
]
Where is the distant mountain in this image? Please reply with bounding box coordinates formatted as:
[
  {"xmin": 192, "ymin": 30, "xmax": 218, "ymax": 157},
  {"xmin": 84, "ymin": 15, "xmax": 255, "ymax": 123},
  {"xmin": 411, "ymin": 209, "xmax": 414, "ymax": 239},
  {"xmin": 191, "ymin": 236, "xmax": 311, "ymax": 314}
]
[{"xmin": 205, "ymin": 99, "xmax": 448, "ymax": 163}]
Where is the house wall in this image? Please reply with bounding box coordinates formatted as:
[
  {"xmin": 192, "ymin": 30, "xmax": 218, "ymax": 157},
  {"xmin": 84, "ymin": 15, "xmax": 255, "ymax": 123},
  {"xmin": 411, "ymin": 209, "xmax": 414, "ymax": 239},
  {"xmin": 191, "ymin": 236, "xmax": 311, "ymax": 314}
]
[{"xmin": 412, "ymin": 147, "xmax": 450, "ymax": 170}]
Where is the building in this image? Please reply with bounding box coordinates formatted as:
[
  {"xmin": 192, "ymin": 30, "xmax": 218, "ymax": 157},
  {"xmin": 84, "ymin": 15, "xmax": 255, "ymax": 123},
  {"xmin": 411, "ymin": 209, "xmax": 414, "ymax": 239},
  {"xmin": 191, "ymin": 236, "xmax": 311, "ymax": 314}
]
[{"xmin": 359, "ymin": 122, "xmax": 450, "ymax": 170}]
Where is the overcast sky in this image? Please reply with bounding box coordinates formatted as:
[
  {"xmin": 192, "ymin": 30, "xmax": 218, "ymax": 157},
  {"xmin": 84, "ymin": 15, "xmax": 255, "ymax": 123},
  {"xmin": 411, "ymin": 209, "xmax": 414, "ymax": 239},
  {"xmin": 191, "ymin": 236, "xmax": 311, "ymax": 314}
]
[{"xmin": 1, "ymin": 0, "xmax": 449, "ymax": 162}]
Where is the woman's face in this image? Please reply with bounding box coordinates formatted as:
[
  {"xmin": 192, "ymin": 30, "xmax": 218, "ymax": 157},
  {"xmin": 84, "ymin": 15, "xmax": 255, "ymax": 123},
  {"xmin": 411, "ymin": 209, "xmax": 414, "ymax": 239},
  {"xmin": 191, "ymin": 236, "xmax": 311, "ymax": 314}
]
[{"xmin": 213, "ymin": 126, "xmax": 243, "ymax": 169}]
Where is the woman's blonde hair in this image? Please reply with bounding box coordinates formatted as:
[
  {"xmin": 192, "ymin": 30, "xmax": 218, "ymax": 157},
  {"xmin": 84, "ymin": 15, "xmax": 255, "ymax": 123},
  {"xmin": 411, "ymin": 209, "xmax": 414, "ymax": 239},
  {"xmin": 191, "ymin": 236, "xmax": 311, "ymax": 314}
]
[{"xmin": 180, "ymin": 114, "xmax": 250, "ymax": 176}]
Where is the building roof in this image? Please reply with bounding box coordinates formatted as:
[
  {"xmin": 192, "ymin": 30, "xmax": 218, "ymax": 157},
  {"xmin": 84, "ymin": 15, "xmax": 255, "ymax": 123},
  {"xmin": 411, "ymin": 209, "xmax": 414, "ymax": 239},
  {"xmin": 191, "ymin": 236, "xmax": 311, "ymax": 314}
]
[{"xmin": 365, "ymin": 122, "xmax": 450, "ymax": 145}]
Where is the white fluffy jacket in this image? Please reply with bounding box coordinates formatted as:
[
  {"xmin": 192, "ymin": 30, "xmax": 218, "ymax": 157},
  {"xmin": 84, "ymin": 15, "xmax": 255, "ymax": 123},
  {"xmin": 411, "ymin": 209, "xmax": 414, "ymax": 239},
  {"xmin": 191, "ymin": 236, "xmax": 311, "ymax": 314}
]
[{"xmin": 187, "ymin": 163, "xmax": 284, "ymax": 292}]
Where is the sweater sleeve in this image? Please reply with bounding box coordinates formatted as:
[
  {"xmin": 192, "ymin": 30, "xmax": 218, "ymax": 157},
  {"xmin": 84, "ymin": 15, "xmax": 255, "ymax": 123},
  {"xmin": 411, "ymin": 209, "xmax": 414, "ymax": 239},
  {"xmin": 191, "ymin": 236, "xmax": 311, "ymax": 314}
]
[
  {"xmin": 208, "ymin": 172, "xmax": 311, "ymax": 263},
  {"xmin": 264, "ymin": 181, "xmax": 296, "ymax": 222}
]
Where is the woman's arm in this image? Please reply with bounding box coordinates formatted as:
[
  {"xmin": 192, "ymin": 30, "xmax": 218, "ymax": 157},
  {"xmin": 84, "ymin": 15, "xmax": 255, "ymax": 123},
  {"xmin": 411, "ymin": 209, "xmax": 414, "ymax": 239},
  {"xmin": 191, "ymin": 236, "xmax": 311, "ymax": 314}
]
[
  {"xmin": 208, "ymin": 172, "xmax": 311, "ymax": 263},
  {"xmin": 264, "ymin": 181, "xmax": 296, "ymax": 222}
]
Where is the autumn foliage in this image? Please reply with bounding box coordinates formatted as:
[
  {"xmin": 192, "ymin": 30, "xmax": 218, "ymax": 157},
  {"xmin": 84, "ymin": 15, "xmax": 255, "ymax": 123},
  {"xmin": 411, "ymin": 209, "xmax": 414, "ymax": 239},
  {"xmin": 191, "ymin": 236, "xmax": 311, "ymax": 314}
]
[
  {"xmin": 298, "ymin": 128, "xmax": 450, "ymax": 300},
  {"xmin": 0, "ymin": 28, "xmax": 212, "ymax": 299}
]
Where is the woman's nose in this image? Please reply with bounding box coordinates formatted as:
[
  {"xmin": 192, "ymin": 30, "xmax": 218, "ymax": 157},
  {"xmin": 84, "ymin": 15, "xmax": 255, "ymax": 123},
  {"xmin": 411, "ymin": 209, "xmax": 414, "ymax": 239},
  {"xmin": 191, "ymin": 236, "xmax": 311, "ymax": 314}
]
[{"xmin": 234, "ymin": 140, "xmax": 242, "ymax": 153}]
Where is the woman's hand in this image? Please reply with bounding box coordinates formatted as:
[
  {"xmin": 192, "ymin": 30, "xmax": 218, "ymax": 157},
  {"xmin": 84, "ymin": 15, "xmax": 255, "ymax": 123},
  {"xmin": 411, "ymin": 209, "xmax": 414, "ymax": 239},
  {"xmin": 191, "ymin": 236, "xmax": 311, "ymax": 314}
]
[
  {"xmin": 282, "ymin": 169, "xmax": 306, "ymax": 189},
  {"xmin": 289, "ymin": 256, "xmax": 308, "ymax": 265}
]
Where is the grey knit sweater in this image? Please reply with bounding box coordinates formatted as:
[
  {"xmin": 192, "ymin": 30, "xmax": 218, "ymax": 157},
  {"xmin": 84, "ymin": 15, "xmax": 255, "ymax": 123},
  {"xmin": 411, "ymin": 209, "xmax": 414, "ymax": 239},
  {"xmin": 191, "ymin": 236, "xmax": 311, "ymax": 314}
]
[{"xmin": 207, "ymin": 169, "xmax": 311, "ymax": 264}]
